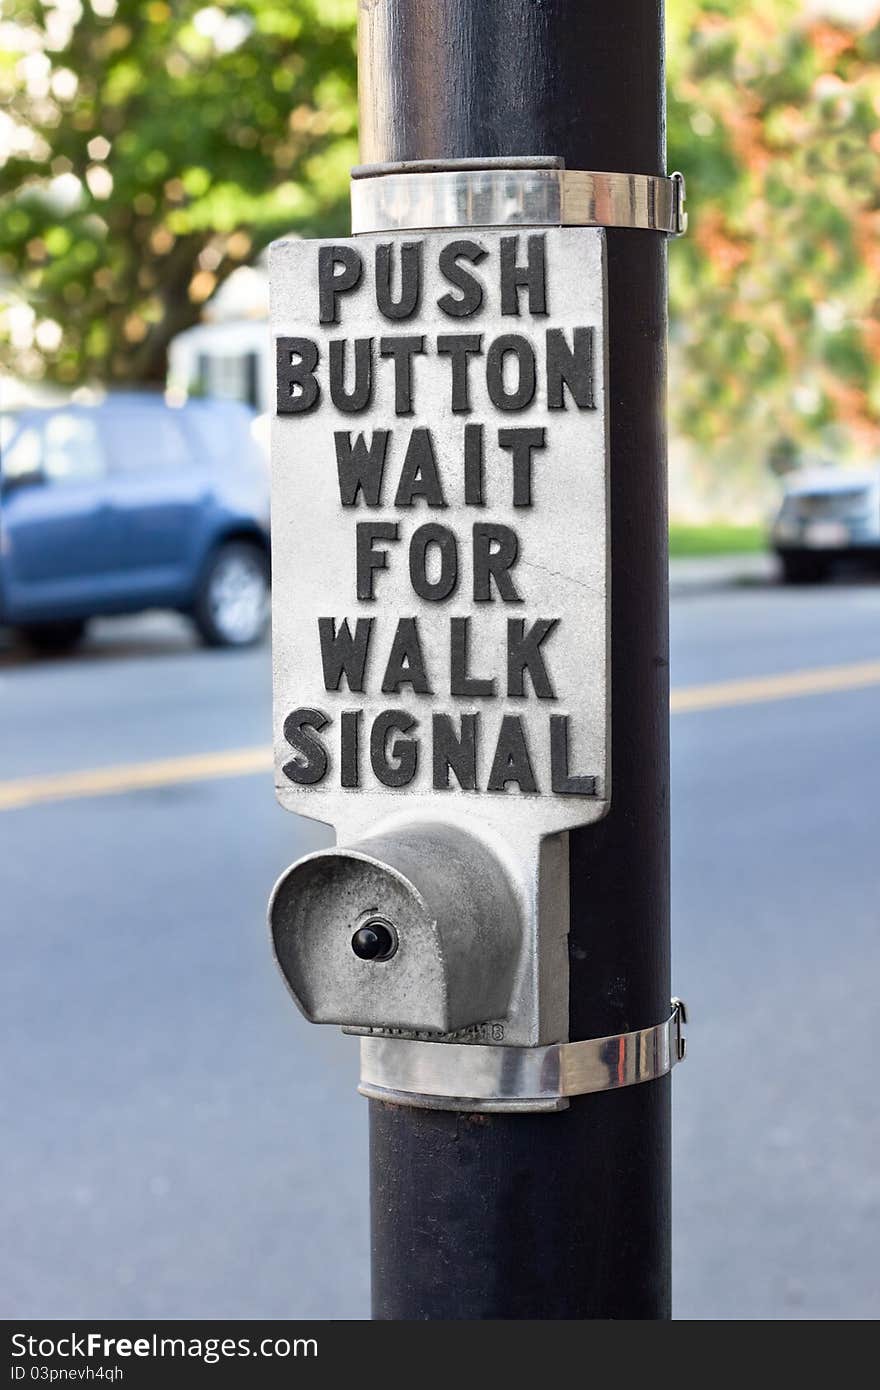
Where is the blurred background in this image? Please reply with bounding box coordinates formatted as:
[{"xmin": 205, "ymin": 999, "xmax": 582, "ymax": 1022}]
[{"xmin": 1, "ymin": 0, "xmax": 879, "ymax": 1319}]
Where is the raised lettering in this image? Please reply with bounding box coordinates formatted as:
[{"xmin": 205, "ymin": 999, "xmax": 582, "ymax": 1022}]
[
  {"xmin": 546, "ymin": 327, "xmax": 595, "ymax": 410},
  {"xmin": 487, "ymin": 715, "xmax": 537, "ymax": 793},
  {"xmin": 282, "ymin": 707, "xmax": 330, "ymax": 785},
  {"xmin": 507, "ymin": 618, "xmax": 558, "ymax": 698},
  {"xmin": 340, "ymin": 709, "xmax": 361, "ymax": 788},
  {"xmin": 381, "ymin": 617, "xmax": 431, "ymax": 694},
  {"xmin": 437, "ymin": 240, "xmax": 488, "ymax": 317},
  {"xmin": 497, "ymin": 427, "xmax": 546, "ymax": 507},
  {"xmin": 464, "ymin": 423, "xmax": 485, "ymax": 507},
  {"xmin": 437, "ymin": 333, "xmax": 482, "ymax": 412},
  {"xmin": 318, "ymin": 617, "xmax": 373, "ymax": 692},
  {"xmin": 473, "ymin": 523, "xmax": 522, "ymax": 603},
  {"xmin": 356, "ymin": 522, "xmax": 399, "ymax": 600},
  {"xmin": 318, "ymin": 245, "xmax": 362, "ymax": 324},
  {"xmin": 500, "ymin": 234, "xmax": 547, "ymax": 316},
  {"xmin": 394, "ymin": 429, "xmax": 446, "ymax": 508},
  {"xmin": 550, "ymin": 714, "xmax": 597, "ymax": 795},
  {"xmin": 371, "ymin": 710, "xmax": 418, "ymax": 787},
  {"xmin": 329, "ymin": 337, "xmax": 373, "ymax": 412},
  {"xmin": 375, "ymin": 241, "xmax": 422, "ymax": 320},
  {"xmin": 335, "ymin": 431, "xmax": 389, "ymax": 507},
  {"xmin": 276, "ymin": 337, "xmax": 319, "ymax": 414},
  {"xmin": 486, "ymin": 334, "xmax": 536, "ymax": 410},
  {"xmin": 379, "ymin": 335, "xmax": 424, "ymax": 415},
  {"xmin": 450, "ymin": 616, "xmax": 494, "ymax": 697},
  {"xmin": 432, "ymin": 713, "xmax": 478, "ymax": 790},
  {"xmin": 409, "ymin": 524, "xmax": 458, "ymax": 602}
]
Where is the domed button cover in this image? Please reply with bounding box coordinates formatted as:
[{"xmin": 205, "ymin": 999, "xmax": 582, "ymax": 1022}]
[{"xmin": 268, "ymin": 824, "xmax": 521, "ymax": 1034}]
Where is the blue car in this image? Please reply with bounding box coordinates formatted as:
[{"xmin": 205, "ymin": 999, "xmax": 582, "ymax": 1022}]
[{"xmin": 0, "ymin": 394, "xmax": 270, "ymax": 651}]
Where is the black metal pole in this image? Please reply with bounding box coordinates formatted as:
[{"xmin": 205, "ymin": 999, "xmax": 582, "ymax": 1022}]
[{"xmin": 360, "ymin": 0, "xmax": 670, "ymax": 1320}]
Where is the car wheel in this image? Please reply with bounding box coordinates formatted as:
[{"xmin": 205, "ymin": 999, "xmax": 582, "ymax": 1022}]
[
  {"xmin": 193, "ymin": 541, "xmax": 270, "ymax": 648},
  {"xmin": 17, "ymin": 618, "xmax": 88, "ymax": 654},
  {"xmin": 779, "ymin": 552, "xmax": 829, "ymax": 585}
]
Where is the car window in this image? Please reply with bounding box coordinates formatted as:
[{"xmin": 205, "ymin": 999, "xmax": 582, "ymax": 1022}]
[
  {"xmin": 43, "ymin": 413, "xmax": 105, "ymax": 484},
  {"xmin": 198, "ymin": 351, "xmax": 260, "ymax": 408},
  {"xmin": 102, "ymin": 410, "xmax": 191, "ymax": 474},
  {"xmin": 3, "ymin": 425, "xmax": 42, "ymax": 482}
]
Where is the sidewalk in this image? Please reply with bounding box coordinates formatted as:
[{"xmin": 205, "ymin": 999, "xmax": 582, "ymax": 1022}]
[{"xmin": 669, "ymin": 551, "xmax": 776, "ymax": 597}]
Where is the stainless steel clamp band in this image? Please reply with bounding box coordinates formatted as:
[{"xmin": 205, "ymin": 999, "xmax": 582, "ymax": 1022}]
[
  {"xmin": 359, "ymin": 999, "xmax": 688, "ymax": 1114},
  {"xmin": 351, "ymin": 156, "xmax": 687, "ymax": 236}
]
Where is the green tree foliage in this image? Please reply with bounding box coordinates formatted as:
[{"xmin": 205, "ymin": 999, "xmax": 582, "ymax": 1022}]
[
  {"xmin": 668, "ymin": 0, "xmax": 880, "ymax": 461},
  {"xmin": 2, "ymin": 0, "xmax": 879, "ymax": 469},
  {"xmin": 0, "ymin": 0, "xmax": 357, "ymax": 384}
]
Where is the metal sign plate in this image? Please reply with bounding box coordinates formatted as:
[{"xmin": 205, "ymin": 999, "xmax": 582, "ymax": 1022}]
[{"xmin": 270, "ymin": 227, "xmax": 608, "ymax": 842}]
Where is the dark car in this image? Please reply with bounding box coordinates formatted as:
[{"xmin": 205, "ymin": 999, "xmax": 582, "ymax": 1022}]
[
  {"xmin": 0, "ymin": 394, "xmax": 270, "ymax": 651},
  {"xmin": 771, "ymin": 465, "xmax": 880, "ymax": 583}
]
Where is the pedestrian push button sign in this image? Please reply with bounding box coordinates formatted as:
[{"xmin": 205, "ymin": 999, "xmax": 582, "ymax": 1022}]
[{"xmin": 270, "ymin": 227, "xmax": 609, "ymax": 839}]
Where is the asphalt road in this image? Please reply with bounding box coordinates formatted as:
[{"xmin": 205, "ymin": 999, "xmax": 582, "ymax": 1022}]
[{"xmin": 2, "ymin": 580, "xmax": 879, "ymax": 1321}]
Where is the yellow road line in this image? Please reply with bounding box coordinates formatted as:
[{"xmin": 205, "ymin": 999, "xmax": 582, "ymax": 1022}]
[
  {"xmin": 669, "ymin": 658, "xmax": 880, "ymax": 713},
  {"xmin": 0, "ymin": 746, "xmax": 272, "ymax": 812},
  {"xmin": 1, "ymin": 658, "xmax": 878, "ymax": 811}
]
